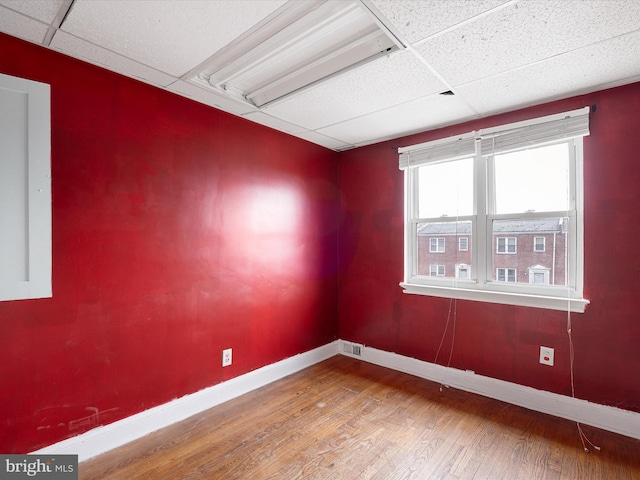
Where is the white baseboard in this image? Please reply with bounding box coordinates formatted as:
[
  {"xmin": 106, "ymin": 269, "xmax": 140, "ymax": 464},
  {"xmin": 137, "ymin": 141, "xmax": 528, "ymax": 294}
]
[
  {"xmin": 340, "ymin": 340, "xmax": 640, "ymax": 441},
  {"xmin": 32, "ymin": 338, "xmax": 640, "ymax": 462},
  {"xmin": 32, "ymin": 341, "xmax": 340, "ymax": 462}
]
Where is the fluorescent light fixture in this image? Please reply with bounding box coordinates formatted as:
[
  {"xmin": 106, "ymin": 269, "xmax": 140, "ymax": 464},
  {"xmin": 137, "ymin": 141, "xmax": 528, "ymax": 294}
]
[{"xmin": 192, "ymin": 0, "xmax": 403, "ymax": 108}]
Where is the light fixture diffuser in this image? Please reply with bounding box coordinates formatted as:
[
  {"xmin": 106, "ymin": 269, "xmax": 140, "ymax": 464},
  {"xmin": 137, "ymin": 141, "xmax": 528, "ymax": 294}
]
[{"xmin": 192, "ymin": 0, "xmax": 403, "ymax": 108}]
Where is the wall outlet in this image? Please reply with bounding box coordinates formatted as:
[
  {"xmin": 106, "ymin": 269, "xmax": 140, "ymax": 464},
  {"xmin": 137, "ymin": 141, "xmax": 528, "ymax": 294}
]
[
  {"xmin": 222, "ymin": 348, "xmax": 232, "ymax": 367},
  {"xmin": 539, "ymin": 346, "xmax": 554, "ymax": 366}
]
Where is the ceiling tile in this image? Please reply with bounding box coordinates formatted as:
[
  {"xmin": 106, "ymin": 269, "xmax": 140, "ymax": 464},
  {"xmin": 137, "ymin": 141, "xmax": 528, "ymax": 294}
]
[
  {"xmin": 316, "ymin": 93, "xmax": 478, "ymax": 146},
  {"xmin": 50, "ymin": 31, "xmax": 177, "ymax": 87},
  {"xmin": 264, "ymin": 49, "xmax": 448, "ymax": 131},
  {"xmin": 418, "ymin": 0, "xmax": 640, "ymax": 87},
  {"xmin": 167, "ymin": 80, "xmax": 256, "ymax": 116},
  {"xmin": 0, "ymin": 6, "xmax": 47, "ymax": 44},
  {"xmin": 457, "ymin": 30, "xmax": 640, "ymax": 115},
  {"xmin": 0, "ymin": 0, "xmax": 65, "ymax": 24},
  {"xmin": 369, "ymin": 0, "xmax": 509, "ymax": 43},
  {"xmin": 60, "ymin": 0, "xmax": 286, "ymax": 77}
]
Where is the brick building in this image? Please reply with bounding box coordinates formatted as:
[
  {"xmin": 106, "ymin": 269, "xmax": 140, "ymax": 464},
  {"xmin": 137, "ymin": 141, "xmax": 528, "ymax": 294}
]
[{"xmin": 417, "ymin": 218, "xmax": 568, "ymax": 285}]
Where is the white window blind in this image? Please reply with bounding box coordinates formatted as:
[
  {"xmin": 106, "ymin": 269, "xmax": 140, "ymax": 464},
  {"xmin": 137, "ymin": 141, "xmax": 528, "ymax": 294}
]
[
  {"xmin": 398, "ymin": 107, "xmax": 590, "ymax": 170},
  {"xmin": 398, "ymin": 132, "xmax": 476, "ymax": 170},
  {"xmin": 479, "ymin": 107, "xmax": 590, "ymax": 156}
]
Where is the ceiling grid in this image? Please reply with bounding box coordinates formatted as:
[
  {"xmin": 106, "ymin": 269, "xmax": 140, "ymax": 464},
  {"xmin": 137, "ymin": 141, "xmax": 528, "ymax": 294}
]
[{"xmin": 1, "ymin": 0, "xmax": 639, "ymax": 151}]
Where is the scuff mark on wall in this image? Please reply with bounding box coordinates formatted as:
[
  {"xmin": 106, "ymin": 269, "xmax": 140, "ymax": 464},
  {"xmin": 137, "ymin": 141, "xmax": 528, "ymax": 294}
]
[{"xmin": 35, "ymin": 406, "xmax": 120, "ymax": 432}]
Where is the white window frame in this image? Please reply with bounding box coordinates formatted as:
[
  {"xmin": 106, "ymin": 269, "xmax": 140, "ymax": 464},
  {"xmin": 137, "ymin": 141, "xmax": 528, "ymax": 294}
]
[
  {"xmin": 0, "ymin": 73, "xmax": 51, "ymax": 301},
  {"xmin": 534, "ymin": 237, "xmax": 546, "ymax": 252},
  {"xmin": 398, "ymin": 107, "xmax": 589, "ymax": 313},
  {"xmin": 429, "ymin": 237, "xmax": 445, "ymax": 253},
  {"xmin": 459, "ymin": 237, "xmax": 468, "ymax": 251}
]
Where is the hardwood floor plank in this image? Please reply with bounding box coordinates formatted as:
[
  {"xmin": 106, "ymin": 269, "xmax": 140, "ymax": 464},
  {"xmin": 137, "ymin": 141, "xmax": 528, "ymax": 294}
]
[{"xmin": 79, "ymin": 356, "xmax": 640, "ymax": 479}]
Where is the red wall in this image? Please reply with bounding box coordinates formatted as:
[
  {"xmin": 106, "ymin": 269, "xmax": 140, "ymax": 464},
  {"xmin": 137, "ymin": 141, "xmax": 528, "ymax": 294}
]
[
  {"xmin": 0, "ymin": 34, "xmax": 339, "ymax": 453},
  {"xmin": 3, "ymin": 30, "xmax": 640, "ymax": 455},
  {"xmin": 338, "ymin": 82, "xmax": 640, "ymax": 413}
]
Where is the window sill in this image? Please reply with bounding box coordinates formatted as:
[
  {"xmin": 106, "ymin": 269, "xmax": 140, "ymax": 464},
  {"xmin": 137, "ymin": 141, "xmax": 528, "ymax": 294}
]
[{"xmin": 400, "ymin": 282, "xmax": 589, "ymax": 313}]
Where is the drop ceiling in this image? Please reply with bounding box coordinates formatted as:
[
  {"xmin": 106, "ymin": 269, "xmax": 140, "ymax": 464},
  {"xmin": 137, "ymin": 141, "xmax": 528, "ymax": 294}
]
[{"xmin": 1, "ymin": 0, "xmax": 640, "ymax": 151}]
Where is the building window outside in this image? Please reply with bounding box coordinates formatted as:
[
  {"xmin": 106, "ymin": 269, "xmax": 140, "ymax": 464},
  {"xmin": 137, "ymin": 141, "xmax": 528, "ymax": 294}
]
[
  {"xmin": 430, "ymin": 265, "xmax": 445, "ymax": 277},
  {"xmin": 399, "ymin": 107, "xmax": 589, "ymax": 312},
  {"xmin": 496, "ymin": 237, "xmax": 516, "ymax": 254},
  {"xmin": 497, "ymin": 268, "xmax": 517, "ymax": 283},
  {"xmin": 430, "ymin": 237, "xmax": 445, "ymax": 253}
]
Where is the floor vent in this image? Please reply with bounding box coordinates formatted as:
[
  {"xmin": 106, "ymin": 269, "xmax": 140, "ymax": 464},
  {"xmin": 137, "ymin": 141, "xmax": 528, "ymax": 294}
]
[{"xmin": 343, "ymin": 341, "xmax": 363, "ymax": 356}]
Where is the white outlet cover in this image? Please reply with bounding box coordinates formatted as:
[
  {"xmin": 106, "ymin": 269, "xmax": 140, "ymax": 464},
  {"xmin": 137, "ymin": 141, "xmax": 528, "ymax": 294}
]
[
  {"xmin": 539, "ymin": 346, "xmax": 554, "ymax": 366},
  {"xmin": 222, "ymin": 348, "xmax": 232, "ymax": 367}
]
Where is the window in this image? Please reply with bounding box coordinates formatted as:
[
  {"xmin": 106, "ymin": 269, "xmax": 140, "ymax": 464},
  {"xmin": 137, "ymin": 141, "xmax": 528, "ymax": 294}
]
[
  {"xmin": 496, "ymin": 237, "xmax": 516, "ymax": 254},
  {"xmin": 430, "ymin": 265, "xmax": 445, "ymax": 277},
  {"xmin": 429, "ymin": 238, "xmax": 445, "ymax": 252},
  {"xmin": 399, "ymin": 107, "xmax": 589, "ymax": 312},
  {"xmin": 0, "ymin": 73, "xmax": 51, "ymax": 301},
  {"xmin": 497, "ymin": 268, "xmax": 516, "ymax": 283}
]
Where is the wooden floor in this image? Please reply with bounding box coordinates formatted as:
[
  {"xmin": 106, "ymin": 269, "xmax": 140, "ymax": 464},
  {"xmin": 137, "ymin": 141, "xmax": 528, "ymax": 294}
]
[{"xmin": 80, "ymin": 356, "xmax": 640, "ymax": 479}]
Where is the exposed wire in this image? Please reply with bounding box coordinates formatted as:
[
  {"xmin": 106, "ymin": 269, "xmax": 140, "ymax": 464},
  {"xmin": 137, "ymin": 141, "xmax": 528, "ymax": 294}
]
[
  {"xmin": 567, "ymin": 307, "xmax": 601, "ymax": 453},
  {"xmin": 434, "ymin": 172, "xmax": 462, "ymax": 391},
  {"xmin": 434, "ymin": 298, "xmax": 456, "ymax": 392}
]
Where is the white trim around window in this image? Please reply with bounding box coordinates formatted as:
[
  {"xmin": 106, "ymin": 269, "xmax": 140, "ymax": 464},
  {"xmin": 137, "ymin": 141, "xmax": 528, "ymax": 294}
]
[{"xmin": 399, "ymin": 107, "xmax": 590, "ymax": 313}]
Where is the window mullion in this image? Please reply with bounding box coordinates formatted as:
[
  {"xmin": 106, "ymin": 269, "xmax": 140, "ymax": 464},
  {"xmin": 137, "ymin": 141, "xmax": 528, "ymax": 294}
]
[{"xmin": 475, "ymin": 145, "xmax": 488, "ymax": 288}]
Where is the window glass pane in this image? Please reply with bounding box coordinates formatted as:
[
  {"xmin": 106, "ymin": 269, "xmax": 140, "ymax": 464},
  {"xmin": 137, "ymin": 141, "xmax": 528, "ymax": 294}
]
[
  {"xmin": 492, "ymin": 217, "xmax": 568, "ymax": 285},
  {"xmin": 418, "ymin": 157, "xmax": 473, "ymax": 218},
  {"xmin": 494, "ymin": 143, "xmax": 570, "ymax": 214},
  {"xmin": 417, "ymin": 221, "xmax": 472, "ymax": 278}
]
